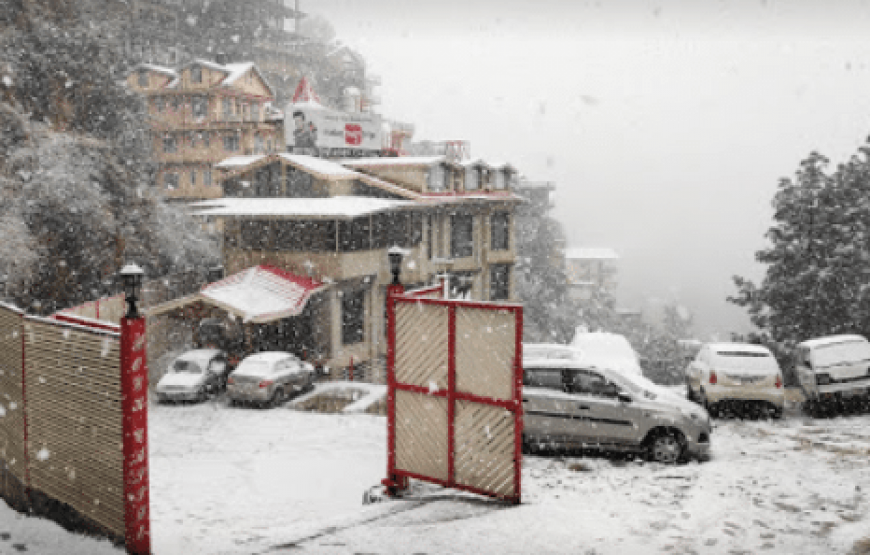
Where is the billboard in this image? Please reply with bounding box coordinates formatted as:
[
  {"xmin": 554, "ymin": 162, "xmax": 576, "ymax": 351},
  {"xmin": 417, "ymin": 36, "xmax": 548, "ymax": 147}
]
[{"xmin": 285, "ymin": 103, "xmax": 383, "ymax": 151}]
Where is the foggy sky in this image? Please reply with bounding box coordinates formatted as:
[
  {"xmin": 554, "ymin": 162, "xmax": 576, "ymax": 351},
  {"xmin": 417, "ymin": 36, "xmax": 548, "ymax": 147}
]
[{"xmin": 306, "ymin": 0, "xmax": 870, "ymax": 337}]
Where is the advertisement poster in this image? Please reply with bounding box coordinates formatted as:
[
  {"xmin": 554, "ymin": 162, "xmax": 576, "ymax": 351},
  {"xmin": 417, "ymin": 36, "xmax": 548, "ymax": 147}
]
[{"xmin": 285, "ymin": 103, "xmax": 383, "ymax": 151}]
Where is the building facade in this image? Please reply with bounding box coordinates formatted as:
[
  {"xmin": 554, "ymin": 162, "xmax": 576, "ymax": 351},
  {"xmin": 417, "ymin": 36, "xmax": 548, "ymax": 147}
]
[
  {"xmin": 157, "ymin": 153, "xmax": 521, "ymax": 381},
  {"xmin": 128, "ymin": 59, "xmax": 282, "ymax": 200},
  {"xmin": 564, "ymin": 247, "xmax": 619, "ymax": 303}
]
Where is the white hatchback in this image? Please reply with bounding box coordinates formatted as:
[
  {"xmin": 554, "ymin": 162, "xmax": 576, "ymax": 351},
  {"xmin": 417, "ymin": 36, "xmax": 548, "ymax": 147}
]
[{"xmin": 685, "ymin": 343, "xmax": 784, "ymax": 418}]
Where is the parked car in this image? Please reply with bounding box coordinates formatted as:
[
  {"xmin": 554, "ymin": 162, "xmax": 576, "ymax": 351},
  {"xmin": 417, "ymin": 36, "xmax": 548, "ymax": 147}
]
[
  {"xmin": 522, "ymin": 353, "xmax": 712, "ymax": 464},
  {"xmin": 685, "ymin": 343, "xmax": 784, "ymax": 418},
  {"xmin": 795, "ymin": 334, "xmax": 870, "ymax": 415},
  {"xmin": 226, "ymin": 351, "xmax": 315, "ymax": 406},
  {"xmin": 523, "ymin": 343, "xmax": 584, "ymax": 361},
  {"xmin": 154, "ymin": 349, "xmax": 230, "ymax": 403}
]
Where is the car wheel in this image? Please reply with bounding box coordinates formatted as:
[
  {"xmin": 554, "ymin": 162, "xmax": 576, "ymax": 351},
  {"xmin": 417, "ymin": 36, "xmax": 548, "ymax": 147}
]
[
  {"xmin": 770, "ymin": 405, "xmax": 783, "ymax": 419},
  {"xmin": 648, "ymin": 431, "xmax": 684, "ymax": 465}
]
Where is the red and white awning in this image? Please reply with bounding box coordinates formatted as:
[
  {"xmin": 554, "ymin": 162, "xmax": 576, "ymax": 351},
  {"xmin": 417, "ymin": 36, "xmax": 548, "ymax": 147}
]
[{"xmin": 148, "ymin": 265, "xmax": 327, "ymax": 324}]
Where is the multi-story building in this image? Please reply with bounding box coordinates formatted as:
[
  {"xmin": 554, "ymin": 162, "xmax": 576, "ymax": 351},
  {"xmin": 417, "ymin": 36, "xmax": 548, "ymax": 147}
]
[
  {"xmin": 151, "ymin": 153, "xmax": 522, "ymax": 381},
  {"xmin": 564, "ymin": 247, "xmax": 619, "ymax": 302},
  {"xmin": 127, "ymin": 59, "xmax": 282, "ymax": 200}
]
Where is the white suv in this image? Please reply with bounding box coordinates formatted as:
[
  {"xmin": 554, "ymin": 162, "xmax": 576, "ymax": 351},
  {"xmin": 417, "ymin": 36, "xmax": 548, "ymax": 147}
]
[{"xmin": 685, "ymin": 343, "xmax": 784, "ymax": 418}]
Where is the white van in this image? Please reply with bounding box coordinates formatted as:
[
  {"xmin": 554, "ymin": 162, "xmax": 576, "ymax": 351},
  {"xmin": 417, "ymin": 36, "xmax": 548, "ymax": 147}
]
[{"xmin": 795, "ymin": 335, "xmax": 870, "ymax": 414}]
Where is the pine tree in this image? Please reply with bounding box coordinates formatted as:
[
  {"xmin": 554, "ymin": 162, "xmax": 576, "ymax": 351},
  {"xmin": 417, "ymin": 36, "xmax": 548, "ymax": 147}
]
[{"xmin": 729, "ymin": 146, "xmax": 870, "ymax": 343}]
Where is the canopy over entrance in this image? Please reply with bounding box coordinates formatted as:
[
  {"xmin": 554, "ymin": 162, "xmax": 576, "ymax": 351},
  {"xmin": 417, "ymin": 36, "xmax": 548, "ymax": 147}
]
[{"xmin": 148, "ymin": 265, "xmax": 327, "ymax": 324}]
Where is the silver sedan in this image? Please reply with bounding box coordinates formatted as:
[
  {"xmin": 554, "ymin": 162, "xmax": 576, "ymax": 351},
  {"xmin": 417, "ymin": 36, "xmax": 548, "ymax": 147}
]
[{"xmin": 226, "ymin": 351, "xmax": 315, "ymax": 407}]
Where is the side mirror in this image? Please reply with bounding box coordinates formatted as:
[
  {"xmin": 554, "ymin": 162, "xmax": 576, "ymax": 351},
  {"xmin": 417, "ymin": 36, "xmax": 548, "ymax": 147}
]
[{"xmin": 617, "ymin": 392, "xmax": 632, "ymax": 404}]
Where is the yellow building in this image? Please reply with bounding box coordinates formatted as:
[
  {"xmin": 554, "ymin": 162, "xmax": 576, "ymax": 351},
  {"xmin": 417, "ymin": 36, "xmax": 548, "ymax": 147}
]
[{"xmin": 127, "ymin": 59, "xmax": 282, "ymax": 200}]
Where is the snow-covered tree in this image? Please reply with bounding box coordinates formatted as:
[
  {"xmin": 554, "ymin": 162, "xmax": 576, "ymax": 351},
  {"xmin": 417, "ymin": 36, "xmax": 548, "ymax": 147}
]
[
  {"xmin": 0, "ymin": 2, "xmax": 218, "ymax": 313},
  {"xmin": 729, "ymin": 146, "xmax": 870, "ymax": 343}
]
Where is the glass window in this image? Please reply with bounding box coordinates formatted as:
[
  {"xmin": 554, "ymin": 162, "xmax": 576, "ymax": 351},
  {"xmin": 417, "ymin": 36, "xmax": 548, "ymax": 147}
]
[
  {"xmin": 201, "ymin": 131, "xmax": 210, "ymax": 148},
  {"xmin": 523, "ymin": 367, "xmax": 563, "ymax": 390},
  {"xmin": 191, "ymin": 65, "xmax": 202, "ymax": 83},
  {"xmin": 339, "ymin": 218, "xmax": 371, "ymax": 252},
  {"xmin": 428, "ymin": 164, "xmax": 446, "ymax": 192},
  {"xmin": 240, "ymin": 220, "xmax": 270, "ymax": 250},
  {"xmin": 566, "ymin": 370, "xmax": 619, "ymax": 398},
  {"xmin": 203, "ymin": 170, "xmax": 212, "ymax": 187},
  {"xmin": 222, "ymin": 97, "xmax": 231, "ymax": 117},
  {"xmin": 192, "ymin": 96, "xmax": 207, "ymax": 118},
  {"xmin": 450, "ymin": 214, "xmax": 473, "ymax": 258},
  {"xmin": 341, "ymin": 289, "xmax": 365, "ymax": 345},
  {"xmin": 163, "ymin": 134, "xmax": 177, "ymax": 153},
  {"xmin": 190, "ymin": 169, "xmax": 197, "ymax": 187},
  {"xmin": 494, "ymin": 170, "xmax": 506, "ymax": 190},
  {"xmin": 491, "ymin": 212, "xmax": 510, "ymax": 251},
  {"xmin": 465, "ymin": 167, "xmax": 479, "ymax": 191},
  {"xmin": 171, "ymin": 95, "xmax": 183, "ymax": 111},
  {"xmin": 153, "ymin": 97, "xmax": 165, "ymax": 112},
  {"xmin": 164, "ymin": 172, "xmax": 179, "ymax": 190},
  {"xmin": 250, "ymin": 102, "xmax": 259, "ymax": 121},
  {"xmin": 490, "ymin": 264, "xmax": 510, "ymax": 301},
  {"xmin": 223, "ymin": 133, "xmax": 240, "ymax": 152},
  {"xmin": 138, "ymin": 70, "xmax": 149, "ymax": 87}
]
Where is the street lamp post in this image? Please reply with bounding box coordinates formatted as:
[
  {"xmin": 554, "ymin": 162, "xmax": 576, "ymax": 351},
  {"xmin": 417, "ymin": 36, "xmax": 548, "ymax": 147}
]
[{"xmin": 120, "ymin": 264, "xmax": 145, "ymax": 320}]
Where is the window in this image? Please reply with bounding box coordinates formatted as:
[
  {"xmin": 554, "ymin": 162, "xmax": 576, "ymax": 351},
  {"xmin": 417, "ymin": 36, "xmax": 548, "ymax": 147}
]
[
  {"xmin": 341, "ymin": 289, "xmax": 365, "ymax": 345},
  {"xmin": 171, "ymin": 95, "xmax": 183, "ymax": 111},
  {"xmin": 201, "ymin": 131, "xmax": 210, "ymax": 148},
  {"xmin": 339, "ymin": 218, "xmax": 371, "ymax": 252},
  {"xmin": 428, "ymin": 164, "xmax": 446, "ymax": 192},
  {"xmin": 222, "ymin": 97, "xmax": 231, "ymax": 118},
  {"xmin": 490, "ymin": 264, "xmax": 510, "ymax": 301},
  {"xmin": 153, "ymin": 97, "xmax": 165, "ymax": 112},
  {"xmin": 191, "ymin": 65, "xmax": 202, "ymax": 84},
  {"xmin": 491, "ymin": 212, "xmax": 510, "ymax": 251},
  {"xmin": 138, "ymin": 70, "xmax": 149, "ymax": 87},
  {"xmin": 523, "ymin": 368, "xmax": 563, "ymax": 390},
  {"xmin": 190, "ymin": 169, "xmax": 197, "ymax": 187},
  {"xmin": 164, "ymin": 172, "xmax": 178, "ymax": 190},
  {"xmin": 566, "ymin": 370, "xmax": 620, "ymax": 398},
  {"xmin": 203, "ymin": 170, "xmax": 212, "ymax": 187},
  {"xmin": 223, "ymin": 132, "xmax": 240, "ymax": 152},
  {"xmin": 163, "ymin": 134, "xmax": 177, "ymax": 153},
  {"xmin": 494, "ymin": 170, "xmax": 507, "ymax": 190},
  {"xmin": 255, "ymin": 133, "xmax": 264, "ymax": 153},
  {"xmin": 192, "ymin": 96, "xmax": 207, "ymax": 118},
  {"xmin": 465, "ymin": 167, "xmax": 479, "ymax": 191},
  {"xmin": 240, "ymin": 221, "xmax": 270, "ymax": 250},
  {"xmin": 450, "ymin": 214, "xmax": 474, "ymax": 258},
  {"xmin": 250, "ymin": 102, "xmax": 259, "ymax": 121},
  {"xmin": 426, "ymin": 215, "xmax": 434, "ymax": 260}
]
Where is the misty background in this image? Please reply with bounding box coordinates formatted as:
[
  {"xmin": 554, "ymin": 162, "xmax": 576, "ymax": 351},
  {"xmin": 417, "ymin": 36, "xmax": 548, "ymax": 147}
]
[{"xmin": 303, "ymin": 0, "xmax": 870, "ymax": 338}]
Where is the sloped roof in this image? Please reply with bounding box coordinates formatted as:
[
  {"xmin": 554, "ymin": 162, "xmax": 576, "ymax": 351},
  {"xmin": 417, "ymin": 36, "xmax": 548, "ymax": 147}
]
[
  {"xmin": 148, "ymin": 266, "xmax": 327, "ymax": 324},
  {"xmin": 190, "ymin": 196, "xmax": 415, "ymax": 219},
  {"xmin": 215, "ymin": 153, "xmax": 359, "ymax": 181},
  {"xmin": 341, "ymin": 156, "xmax": 447, "ymax": 168},
  {"xmin": 292, "ymin": 76, "xmax": 321, "ymax": 104},
  {"xmin": 177, "ymin": 59, "xmax": 276, "ymax": 98},
  {"xmin": 131, "ymin": 63, "xmax": 178, "ymax": 78}
]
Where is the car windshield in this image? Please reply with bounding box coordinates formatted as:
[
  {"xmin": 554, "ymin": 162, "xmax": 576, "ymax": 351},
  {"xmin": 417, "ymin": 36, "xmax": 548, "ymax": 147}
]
[
  {"xmin": 812, "ymin": 340, "xmax": 870, "ymax": 367},
  {"xmin": 172, "ymin": 359, "xmax": 204, "ymax": 374},
  {"xmin": 609, "ymin": 371, "xmax": 658, "ymax": 400}
]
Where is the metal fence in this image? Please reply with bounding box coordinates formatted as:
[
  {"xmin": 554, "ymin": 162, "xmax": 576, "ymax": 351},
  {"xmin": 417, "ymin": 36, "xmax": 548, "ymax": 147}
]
[
  {"xmin": 0, "ymin": 302, "xmax": 148, "ymax": 549},
  {"xmin": 385, "ymin": 289, "xmax": 523, "ymax": 503}
]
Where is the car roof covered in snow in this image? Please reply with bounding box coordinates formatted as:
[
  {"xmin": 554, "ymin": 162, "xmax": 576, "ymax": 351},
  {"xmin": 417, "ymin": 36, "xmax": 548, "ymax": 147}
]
[
  {"xmin": 707, "ymin": 342, "xmax": 773, "ymax": 355},
  {"xmin": 797, "ymin": 334, "xmax": 868, "ymax": 348},
  {"xmin": 240, "ymin": 351, "xmax": 297, "ymax": 363},
  {"xmin": 175, "ymin": 348, "xmax": 223, "ymax": 364}
]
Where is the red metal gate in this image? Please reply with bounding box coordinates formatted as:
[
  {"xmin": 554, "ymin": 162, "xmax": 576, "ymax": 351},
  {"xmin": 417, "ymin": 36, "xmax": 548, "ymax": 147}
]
[{"xmin": 384, "ymin": 285, "xmax": 523, "ymax": 503}]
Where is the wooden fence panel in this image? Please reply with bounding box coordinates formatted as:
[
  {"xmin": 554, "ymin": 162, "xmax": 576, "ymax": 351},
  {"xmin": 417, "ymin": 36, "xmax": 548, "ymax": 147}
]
[
  {"xmin": 395, "ymin": 303, "xmax": 448, "ymax": 390},
  {"xmin": 454, "ymin": 400, "xmax": 517, "ymax": 498},
  {"xmin": 455, "ymin": 306, "xmax": 516, "ymax": 402},
  {"xmin": 395, "ymin": 390, "xmax": 448, "ymax": 482},
  {"xmin": 23, "ymin": 317, "xmax": 124, "ymax": 537}
]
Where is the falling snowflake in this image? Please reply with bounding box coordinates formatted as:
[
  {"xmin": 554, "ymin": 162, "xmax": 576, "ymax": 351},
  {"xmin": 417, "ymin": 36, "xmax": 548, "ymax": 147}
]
[{"xmin": 37, "ymin": 448, "xmax": 50, "ymax": 461}]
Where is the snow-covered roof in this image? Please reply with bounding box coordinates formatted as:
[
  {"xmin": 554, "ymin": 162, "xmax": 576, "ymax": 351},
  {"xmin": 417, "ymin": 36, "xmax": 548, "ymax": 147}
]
[
  {"xmin": 175, "ymin": 348, "xmax": 224, "ymax": 364},
  {"xmin": 278, "ymin": 154, "xmax": 358, "ymax": 179},
  {"xmin": 565, "ymin": 247, "xmax": 620, "ymax": 260},
  {"xmin": 570, "ymin": 331, "xmax": 642, "ymax": 376},
  {"xmin": 179, "ymin": 59, "xmax": 276, "ymax": 98},
  {"xmin": 222, "ymin": 62, "xmax": 256, "ymax": 85},
  {"xmin": 341, "ymin": 156, "xmax": 447, "ymax": 168},
  {"xmin": 132, "ymin": 63, "xmax": 178, "ymax": 78},
  {"xmin": 216, "ymin": 155, "xmax": 266, "ymax": 169},
  {"xmin": 707, "ymin": 342, "xmax": 774, "ymax": 354},
  {"xmin": 797, "ymin": 334, "xmax": 867, "ymax": 348},
  {"xmin": 216, "ymin": 154, "xmax": 359, "ymax": 181},
  {"xmin": 238, "ymin": 351, "xmax": 299, "ymax": 363},
  {"xmin": 190, "ymin": 196, "xmax": 415, "ymax": 219}
]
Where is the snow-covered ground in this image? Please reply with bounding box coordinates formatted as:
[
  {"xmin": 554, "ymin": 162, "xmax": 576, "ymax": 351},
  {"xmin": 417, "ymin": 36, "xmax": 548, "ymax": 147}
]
[{"xmin": 2, "ymin": 391, "xmax": 869, "ymax": 554}]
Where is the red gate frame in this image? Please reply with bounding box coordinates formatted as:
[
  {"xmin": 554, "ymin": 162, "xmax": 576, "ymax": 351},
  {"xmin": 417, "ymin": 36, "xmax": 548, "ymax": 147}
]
[{"xmin": 383, "ymin": 285, "xmax": 523, "ymax": 504}]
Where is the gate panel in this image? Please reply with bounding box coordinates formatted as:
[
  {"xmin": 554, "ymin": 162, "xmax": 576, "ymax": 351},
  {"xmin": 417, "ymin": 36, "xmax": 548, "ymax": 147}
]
[
  {"xmin": 454, "ymin": 401, "xmax": 517, "ymax": 497},
  {"xmin": 395, "ymin": 303, "xmax": 448, "ymax": 390},
  {"xmin": 455, "ymin": 306, "xmax": 516, "ymax": 402},
  {"xmin": 0, "ymin": 304, "xmax": 26, "ymax": 487},
  {"xmin": 24, "ymin": 317, "xmax": 124, "ymax": 536},
  {"xmin": 395, "ymin": 390, "xmax": 448, "ymax": 482}
]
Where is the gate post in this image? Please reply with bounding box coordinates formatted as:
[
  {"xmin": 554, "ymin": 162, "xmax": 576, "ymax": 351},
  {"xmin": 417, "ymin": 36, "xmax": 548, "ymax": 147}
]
[
  {"xmin": 120, "ymin": 265, "xmax": 151, "ymax": 554},
  {"xmin": 383, "ymin": 247, "xmax": 407, "ymax": 495}
]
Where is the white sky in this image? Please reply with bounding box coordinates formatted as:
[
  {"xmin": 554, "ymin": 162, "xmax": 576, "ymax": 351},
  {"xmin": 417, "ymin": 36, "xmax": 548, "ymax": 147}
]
[{"xmin": 304, "ymin": 0, "xmax": 870, "ymax": 337}]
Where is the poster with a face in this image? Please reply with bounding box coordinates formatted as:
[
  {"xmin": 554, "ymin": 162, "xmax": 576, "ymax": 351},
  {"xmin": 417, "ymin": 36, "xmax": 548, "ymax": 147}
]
[{"xmin": 285, "ymin": 103, "xmax": 382, "ymax": 151}]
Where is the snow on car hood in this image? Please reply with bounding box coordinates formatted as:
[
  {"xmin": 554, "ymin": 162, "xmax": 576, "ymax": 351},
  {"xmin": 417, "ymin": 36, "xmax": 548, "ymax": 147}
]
[{"xmin": 157, "ymin": 372, "xmax": 206, "ymax": 390}]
